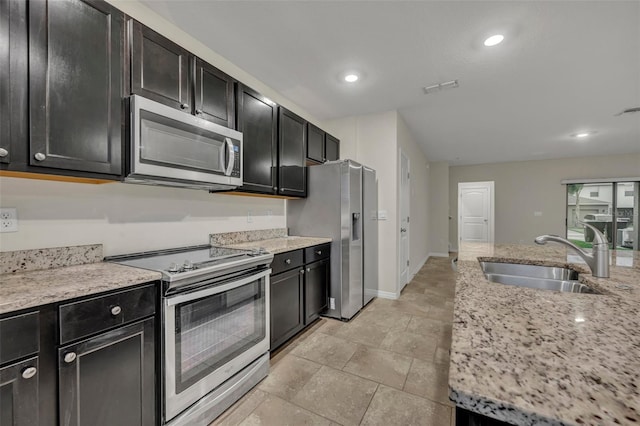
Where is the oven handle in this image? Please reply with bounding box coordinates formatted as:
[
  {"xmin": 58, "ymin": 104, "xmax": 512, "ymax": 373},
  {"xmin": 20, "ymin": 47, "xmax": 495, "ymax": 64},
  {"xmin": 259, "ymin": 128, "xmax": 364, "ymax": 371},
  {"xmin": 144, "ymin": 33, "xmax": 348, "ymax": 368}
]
[{"xmin": 165, "ymin": 269, "xmax": 271, "ymax": 306}]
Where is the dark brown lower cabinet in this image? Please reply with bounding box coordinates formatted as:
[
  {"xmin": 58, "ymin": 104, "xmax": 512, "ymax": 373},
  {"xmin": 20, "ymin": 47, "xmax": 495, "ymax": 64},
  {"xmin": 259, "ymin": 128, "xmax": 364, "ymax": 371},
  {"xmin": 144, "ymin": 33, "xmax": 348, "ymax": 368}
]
[
  {"xmin": 270, "ymin": 267, "xmax": 304, "ymax": 351},
  {"xmin": 58, "ymin": 318, "xmax": 156, "ymax": 426},
  {"xmin": 304, "ymin": 258, "xmax": 329, "ymax": 325},
  {"xmin": 0, "ymin": 356, "xmax": 39, "ymax": 426},
  {"xmin": 455, "ymin": 407, "xmax": 514, "ymax": 426}
]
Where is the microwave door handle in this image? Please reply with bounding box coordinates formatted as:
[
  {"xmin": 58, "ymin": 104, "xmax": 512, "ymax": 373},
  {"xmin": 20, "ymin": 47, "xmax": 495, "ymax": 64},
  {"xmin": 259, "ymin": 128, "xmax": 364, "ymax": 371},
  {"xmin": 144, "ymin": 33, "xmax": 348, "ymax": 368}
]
[{"xmin": 224, "ymin": 137, "xmax": 235, "ymax": 176}]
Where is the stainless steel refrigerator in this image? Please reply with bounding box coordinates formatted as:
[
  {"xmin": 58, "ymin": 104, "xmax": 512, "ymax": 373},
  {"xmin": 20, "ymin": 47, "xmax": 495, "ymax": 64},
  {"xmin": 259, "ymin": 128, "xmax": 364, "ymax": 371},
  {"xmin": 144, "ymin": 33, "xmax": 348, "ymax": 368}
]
[{"xmin": 287, "ymin": 160, "xmax": 378, "ymax": 320}]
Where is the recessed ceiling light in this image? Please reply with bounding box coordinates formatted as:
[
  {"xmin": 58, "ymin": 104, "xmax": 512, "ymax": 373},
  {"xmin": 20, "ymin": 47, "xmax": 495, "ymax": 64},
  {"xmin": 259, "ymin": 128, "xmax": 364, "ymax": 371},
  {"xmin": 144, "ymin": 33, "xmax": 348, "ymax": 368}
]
[
  {"xmin": 571, "ymin": 131, "xmax": 596, "ymax": 139},
  {"xmin": 484, "ymin": 34, "xmax": 504, "ymax": 47},
  {"xmin": 344, "ymin": 74, "xmax": 359, "ymax": 83}
]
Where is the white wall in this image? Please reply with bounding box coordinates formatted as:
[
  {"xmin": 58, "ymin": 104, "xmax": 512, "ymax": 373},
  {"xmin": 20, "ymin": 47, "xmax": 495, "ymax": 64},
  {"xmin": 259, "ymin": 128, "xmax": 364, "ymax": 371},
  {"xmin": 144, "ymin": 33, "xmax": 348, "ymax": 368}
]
[
  {"xmin": 397, "ymin": 115, "xmax": 430, "ymax": 279},
  {"xmin": 0, "ymin": 178, "xmax": 285, "ymax": 256},
  {"xmin": 428, "ymin": 162, "xmax": 450, "ymax": 255},
  {"xmin": 449, "ymin": 153, "xmax": 640, "ymax": 249}
]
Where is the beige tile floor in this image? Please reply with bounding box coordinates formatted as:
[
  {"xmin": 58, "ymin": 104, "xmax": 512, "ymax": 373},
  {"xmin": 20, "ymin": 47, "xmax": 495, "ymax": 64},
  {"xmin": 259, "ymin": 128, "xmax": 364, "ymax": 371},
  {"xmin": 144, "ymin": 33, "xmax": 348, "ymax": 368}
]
[{"xmin": 213, "ymin": 255, "xmax": 457, "ymax": 426}]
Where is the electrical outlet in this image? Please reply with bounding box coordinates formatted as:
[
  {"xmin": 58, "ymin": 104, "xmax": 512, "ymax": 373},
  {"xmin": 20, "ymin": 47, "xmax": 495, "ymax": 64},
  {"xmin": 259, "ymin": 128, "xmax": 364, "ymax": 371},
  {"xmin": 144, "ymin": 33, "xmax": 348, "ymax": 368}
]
[
  {"xmin": 247, "ymin": 210, "xmax": 253, "ymax": 223},
  {"xmin": 0, "ymin": 208, "xmax": 18, "ymax": 233},
  {"xmin": 329, "ymin": 298, "xmax": 335, "ymax": 310}
]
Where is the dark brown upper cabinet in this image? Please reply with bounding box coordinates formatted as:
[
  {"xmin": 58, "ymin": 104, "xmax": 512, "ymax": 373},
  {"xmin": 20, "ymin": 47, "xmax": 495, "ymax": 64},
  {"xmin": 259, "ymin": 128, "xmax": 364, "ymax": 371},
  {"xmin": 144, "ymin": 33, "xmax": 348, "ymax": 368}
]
[
  {"xmin": 236, "ymin": 84, "xmax": 278, "ymax": 194},
  {"xmin": 306, "ymin": 123, "xmax": 325, "ymax": 163},
  {"xmin": 325, "ymin": 133, "xmax": 340, "ymax": 162},
  {"xmin": 0, "ymin": 0, "xmax": 9, "ymax": 165},
  {"xmin": 278, "ymin": 107, "xmax": 307, "ymax": 197},
  {"xmin": 130, "ymin": 21, "xmax": 192, "ymax": 112},
  {"xmin": 28, "ymin": 0, "xmax": 124, "ymax": 176},
  {"xmin": 195, "ymin": 58, "xmax": 235, "ymax": 128}
]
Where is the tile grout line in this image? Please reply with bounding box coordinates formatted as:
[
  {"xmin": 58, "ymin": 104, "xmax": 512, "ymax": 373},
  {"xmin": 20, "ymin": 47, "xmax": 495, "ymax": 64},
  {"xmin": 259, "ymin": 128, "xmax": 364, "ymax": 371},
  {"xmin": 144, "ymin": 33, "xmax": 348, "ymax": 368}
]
[
  {"xmin": 401, "ymin": 357, "xmax": 414, "ymax": 391},
  {"xmin": 357, "ymin": 383, "xmax": 380, "ymax": 426}
]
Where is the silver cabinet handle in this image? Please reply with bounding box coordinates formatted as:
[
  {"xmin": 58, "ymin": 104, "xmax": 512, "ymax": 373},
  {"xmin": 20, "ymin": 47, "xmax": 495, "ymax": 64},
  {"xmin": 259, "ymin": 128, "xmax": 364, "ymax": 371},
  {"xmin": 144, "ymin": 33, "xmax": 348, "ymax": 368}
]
[
  {"xmin": 195, "ymin": 109, "xmax": 203, "ymax": 115},
  {"xmin": 285, "ymin": 259, "xmax": 291, "ymax": 264},
  {"xmin": 0, "ymin": 148, "xmax": 8, "ymax": 157},
  {"xmin": 22, "ymin": 367, "xmax": 37, "ymax": 379},
  {"xmin": 273, "ymin": 187, "xmax": 278, "ymax": 191},
  {"xmin": 400, "ymin": 228, "xmax": 407, "ymax": 232},
  {"xmin": 180, "ymin": 103, "xmax": 189, "ymax": 110},
  {"xmin": 307, "ymin": 268, "xmax": 311, "ymax": 272},
  {"xmin": 300, "ymin": 269, "xmax": 305, "ymax": 274},
  {"xmin": 34, "ymin": 152, "xmax": 46, "ymax": 161},
  {"xmin": 64, "ymin": 352, "xmax": 77, "ymax": 363},
  {"xmin": 315, "ymin": 250, "xmax": 322, "ymax": 255},
  {"xmin": 110, "ymin": 306, "xmax": 122, "ymax": 316}
]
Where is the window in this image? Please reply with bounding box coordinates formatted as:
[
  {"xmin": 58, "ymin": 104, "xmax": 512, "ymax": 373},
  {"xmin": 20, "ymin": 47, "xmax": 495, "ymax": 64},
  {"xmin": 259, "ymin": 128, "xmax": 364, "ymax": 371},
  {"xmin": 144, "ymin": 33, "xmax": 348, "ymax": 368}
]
[{"xmin": 566, "ymin": 181, "xmax": 639, "ymax": 251}]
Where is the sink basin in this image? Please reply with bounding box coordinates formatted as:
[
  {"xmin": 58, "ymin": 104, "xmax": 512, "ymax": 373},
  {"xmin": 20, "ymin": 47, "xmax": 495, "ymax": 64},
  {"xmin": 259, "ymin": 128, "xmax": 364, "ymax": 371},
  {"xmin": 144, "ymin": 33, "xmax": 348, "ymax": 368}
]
[
  {"xmin": 484, "ymin": 273, "xmax": 598, "ymax": 294},
  {"xmin": 480, "ymin": 262, "xmax": 600, "ymax": 294},
  {"xmin": 480, "ymin": 262, "xmax": 579, "ymax": 280}
]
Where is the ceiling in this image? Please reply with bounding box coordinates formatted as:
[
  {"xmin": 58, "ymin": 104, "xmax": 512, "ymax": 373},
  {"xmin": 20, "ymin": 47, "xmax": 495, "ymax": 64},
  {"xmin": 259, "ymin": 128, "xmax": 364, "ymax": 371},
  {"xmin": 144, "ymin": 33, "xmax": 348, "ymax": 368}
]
[{"xmin": 143, "ymin": 1, "xmax": 640, "ymax": 166}]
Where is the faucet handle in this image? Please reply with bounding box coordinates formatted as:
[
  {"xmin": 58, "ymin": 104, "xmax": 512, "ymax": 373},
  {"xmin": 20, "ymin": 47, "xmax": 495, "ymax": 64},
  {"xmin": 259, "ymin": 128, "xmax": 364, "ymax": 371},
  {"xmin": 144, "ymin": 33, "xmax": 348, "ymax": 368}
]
[{"xmin": 577, "ymin": 221, "xmax": 608, "ymax": 246}]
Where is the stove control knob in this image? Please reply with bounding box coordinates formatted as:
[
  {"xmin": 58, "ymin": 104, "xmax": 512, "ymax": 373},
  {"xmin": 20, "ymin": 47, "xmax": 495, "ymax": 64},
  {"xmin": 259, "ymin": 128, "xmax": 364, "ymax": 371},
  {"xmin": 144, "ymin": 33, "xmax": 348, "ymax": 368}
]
[
  {"xmin": 168, "ymin": 263, "xmax": 179, "ymax": 273},
  {"xmin": 183, "ymin": 260, "xmax": 194, "ymax": 270}
]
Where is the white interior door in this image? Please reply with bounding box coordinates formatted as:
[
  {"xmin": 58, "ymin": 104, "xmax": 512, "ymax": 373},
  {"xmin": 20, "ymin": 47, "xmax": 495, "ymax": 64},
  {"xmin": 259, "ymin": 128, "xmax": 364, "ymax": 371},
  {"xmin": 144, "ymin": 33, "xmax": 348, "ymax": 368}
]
[
  {"xmin": 458, "ymin": 181, "xmax": 494, "ymax": 244},
  {"xmin": 399, "ymin": 150, "xmax": 410, "ymax": 291}
]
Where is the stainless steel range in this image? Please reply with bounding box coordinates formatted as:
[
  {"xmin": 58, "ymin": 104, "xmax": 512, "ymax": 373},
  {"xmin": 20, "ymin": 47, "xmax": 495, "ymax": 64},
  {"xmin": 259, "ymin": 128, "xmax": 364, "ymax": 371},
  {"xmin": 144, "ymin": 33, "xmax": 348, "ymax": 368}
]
[{"xmin": 107, "ymin": 245, "xmax": 273, "ymax": 426}]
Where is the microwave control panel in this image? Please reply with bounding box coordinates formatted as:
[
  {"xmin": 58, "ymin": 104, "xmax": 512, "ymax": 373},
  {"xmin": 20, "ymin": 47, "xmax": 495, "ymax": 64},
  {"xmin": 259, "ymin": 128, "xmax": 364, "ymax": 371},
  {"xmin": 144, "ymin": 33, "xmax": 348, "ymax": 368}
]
[{"xmin": 231, "ymin": 143, "xmax": 241, "ymax": 178}]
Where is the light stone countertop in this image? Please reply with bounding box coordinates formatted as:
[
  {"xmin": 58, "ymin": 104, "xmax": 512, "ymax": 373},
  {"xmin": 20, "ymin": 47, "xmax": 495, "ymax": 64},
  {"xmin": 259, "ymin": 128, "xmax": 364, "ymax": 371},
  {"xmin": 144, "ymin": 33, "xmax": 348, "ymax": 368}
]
[
  {"xmin": 223, "ymin": 236, "xmax": 332, "ymax": 254},
  {"xmin": 449, "ymin": 242, "xmax": 640, "ymax": 425},
  {"xmin": 0, "ymin": 263, "xmax": 162, "ymax": 315}
]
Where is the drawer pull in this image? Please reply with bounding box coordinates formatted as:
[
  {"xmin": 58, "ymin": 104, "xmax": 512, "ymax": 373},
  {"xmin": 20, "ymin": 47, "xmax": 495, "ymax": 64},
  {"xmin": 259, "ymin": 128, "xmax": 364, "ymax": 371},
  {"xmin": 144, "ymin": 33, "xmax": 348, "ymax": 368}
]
[
  {"xmin": 110, "ymin": 306, "xmax": 122, "ymax": 316},
  {"xmin": 315, "ymin": 250, "xmax": 322, "ymax": 255},
  {"xmin": 0, "ymin": 148, "xmax": 8, "ymax": 157},
  {"xmin": 64, "ymin": 352, "xmax": 77, "ymax": 363},
  {"xmin": 285, "ymin": 259, "xmax": 291, "ymax": 265},
  {"xmin": 21, "ymin": 367, "xmax": 37, "ymax": 379},
  {"xmin": 34, "ymin": 152, "xmax": 46, "ymax": 161},
  {"xmin": 307, "ymin": 267, "xmax": 311, "ymax": 272}
]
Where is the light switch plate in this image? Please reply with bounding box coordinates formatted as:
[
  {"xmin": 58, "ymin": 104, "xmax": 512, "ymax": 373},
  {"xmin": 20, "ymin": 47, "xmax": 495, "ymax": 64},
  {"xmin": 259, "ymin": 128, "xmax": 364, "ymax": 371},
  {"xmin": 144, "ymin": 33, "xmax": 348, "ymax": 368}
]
[{"xmin": 534, "ymin": 211, "xmax": 543, "ymax": 217}]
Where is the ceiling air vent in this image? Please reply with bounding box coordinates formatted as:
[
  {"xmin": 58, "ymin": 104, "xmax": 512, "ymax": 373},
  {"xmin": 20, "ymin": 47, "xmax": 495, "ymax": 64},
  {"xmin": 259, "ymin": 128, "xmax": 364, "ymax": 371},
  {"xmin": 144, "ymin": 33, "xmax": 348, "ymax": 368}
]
[
  {"xmin": 423, "ymin": 80, "xmax": 459, "ymax": 95},
  {"xmin": 614, "ymin": 107, "xmax": 640, "ymax": 116}
]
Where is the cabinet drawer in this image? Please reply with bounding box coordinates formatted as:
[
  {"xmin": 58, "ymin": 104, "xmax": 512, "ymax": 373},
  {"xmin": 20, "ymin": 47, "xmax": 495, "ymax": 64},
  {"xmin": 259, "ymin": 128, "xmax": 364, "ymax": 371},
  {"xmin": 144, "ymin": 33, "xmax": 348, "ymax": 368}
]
[
  {"xmin": 305, "ymin": 243, "xmax": 331, "ymax": 264},
  {"xmin": 59, "ymin": 284, "xmax": 156, "ymax": 344},
  {"xmin": 271, "ymin": 250, "xmax": 304, "ymax": 275},
  {"xmin": 0, "ymin": 312, "xmax": 39, "ymax": 365}
]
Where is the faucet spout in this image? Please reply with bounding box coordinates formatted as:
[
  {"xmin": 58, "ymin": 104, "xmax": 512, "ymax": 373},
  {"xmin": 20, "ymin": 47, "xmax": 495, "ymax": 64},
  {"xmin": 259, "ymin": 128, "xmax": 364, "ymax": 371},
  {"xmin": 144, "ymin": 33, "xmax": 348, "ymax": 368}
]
[{"xmin": 534, "ymin": 223, "xmax": 609, "ymax": 278}]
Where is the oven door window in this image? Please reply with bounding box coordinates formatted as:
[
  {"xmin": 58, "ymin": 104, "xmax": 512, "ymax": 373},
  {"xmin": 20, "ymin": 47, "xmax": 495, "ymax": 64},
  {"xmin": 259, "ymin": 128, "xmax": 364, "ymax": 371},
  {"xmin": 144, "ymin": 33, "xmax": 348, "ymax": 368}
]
[{"xmin": 174, "ymin": 280, "xmax": 265, "ymax": 393}]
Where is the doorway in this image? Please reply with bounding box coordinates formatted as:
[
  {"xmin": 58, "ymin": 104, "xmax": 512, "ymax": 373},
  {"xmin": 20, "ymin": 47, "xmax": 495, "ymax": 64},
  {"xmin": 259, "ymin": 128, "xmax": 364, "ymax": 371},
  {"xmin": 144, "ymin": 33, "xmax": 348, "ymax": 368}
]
[
  {"xmin": 399, "ymin": 149, "xmax": 410, "ymax": 293},
  {"xmin": 458, "ymin": 181, "xmax": 495, "ymax": 244}
]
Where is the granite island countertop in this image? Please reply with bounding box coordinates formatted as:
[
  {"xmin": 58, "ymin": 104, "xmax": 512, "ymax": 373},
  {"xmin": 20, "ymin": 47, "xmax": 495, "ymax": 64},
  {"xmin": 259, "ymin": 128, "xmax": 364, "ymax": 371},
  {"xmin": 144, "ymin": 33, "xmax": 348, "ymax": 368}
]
[
  {"xmin": 0, "ymin": 263, "xmax": 162, "ymax": 315},
  {"xmin": 222, "ymin": 235, "xmax": 332, "ymax": 254},
  {"xmin": 449, "ymin": 243, "xmax": 640, "ymax": 425}
]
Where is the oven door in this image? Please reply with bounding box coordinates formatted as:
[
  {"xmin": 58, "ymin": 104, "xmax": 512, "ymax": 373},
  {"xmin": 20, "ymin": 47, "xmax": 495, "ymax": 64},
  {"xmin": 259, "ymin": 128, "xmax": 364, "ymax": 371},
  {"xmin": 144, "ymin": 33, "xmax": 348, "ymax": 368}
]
[{"xmin": 164, "ymin": 269, "xmax": 270, "ymax": 421}]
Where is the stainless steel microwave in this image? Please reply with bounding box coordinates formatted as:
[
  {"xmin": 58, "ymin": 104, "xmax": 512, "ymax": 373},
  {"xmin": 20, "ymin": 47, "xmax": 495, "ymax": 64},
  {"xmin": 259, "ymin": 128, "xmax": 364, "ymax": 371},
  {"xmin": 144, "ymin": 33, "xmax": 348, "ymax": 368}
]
[{"xmin": 126, "ymin": 95, "xmax": 242, "ymax": 191}]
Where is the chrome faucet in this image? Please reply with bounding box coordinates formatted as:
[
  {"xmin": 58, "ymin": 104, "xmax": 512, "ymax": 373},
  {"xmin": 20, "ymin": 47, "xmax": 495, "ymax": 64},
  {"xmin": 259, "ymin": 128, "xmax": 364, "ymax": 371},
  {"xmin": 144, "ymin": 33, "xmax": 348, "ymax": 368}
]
[{"xmin": 534, "ymin": 222, "xmax": 609, "ymax": 278}]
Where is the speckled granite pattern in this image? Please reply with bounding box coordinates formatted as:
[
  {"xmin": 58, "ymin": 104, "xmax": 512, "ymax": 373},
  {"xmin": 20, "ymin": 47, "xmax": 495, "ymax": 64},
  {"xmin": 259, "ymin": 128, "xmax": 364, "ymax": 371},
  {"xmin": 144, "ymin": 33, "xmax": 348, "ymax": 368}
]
[
  {"xmin": 0, "ymin": 244, "xmax": 103, "ymax": 274},
  {"xmin": 0, "ymin": 263, "xmax": 161, "ymax": 314},
  {"xmin": 223, "ymin": 236, "xmax": 332, "ymax": 254},
  {"xmin": 450, "ymin": 243, "xmax": 640, "ymax": 425},
  {"xmin": 210, "ymin": 228, "xmax": 288, "ymax": 246}
]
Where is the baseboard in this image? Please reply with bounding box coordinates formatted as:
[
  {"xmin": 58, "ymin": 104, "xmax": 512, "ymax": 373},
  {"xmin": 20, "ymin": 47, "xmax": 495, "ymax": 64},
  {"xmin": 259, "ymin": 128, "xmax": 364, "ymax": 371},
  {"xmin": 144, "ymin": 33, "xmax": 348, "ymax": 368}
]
[
  {"xmin": 428, "ymin": 252, "xmax": 450, "ymax": 258},
  {"xmin": 370, "ymin": 290, "xmax": 398, "ymax": 300}
]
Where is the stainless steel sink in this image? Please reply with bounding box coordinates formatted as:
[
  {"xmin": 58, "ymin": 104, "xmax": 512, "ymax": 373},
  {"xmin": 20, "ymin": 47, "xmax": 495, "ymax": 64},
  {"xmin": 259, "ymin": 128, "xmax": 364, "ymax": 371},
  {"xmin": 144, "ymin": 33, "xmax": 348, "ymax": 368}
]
[
  {"xmin": 480, "ymin": 262, "xmax": 579, "ymax": 280},
  {"xmin": 480, "ymin": 262, "xmax": 600, "ymax": 294}
]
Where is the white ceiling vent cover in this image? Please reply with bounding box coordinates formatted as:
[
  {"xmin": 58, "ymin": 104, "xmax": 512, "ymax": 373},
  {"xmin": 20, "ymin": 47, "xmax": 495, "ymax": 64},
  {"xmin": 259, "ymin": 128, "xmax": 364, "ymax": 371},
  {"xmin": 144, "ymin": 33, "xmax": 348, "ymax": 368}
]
[{"xmin": 423, "ymin": 80, "xmax": 459, "ymax": 95}]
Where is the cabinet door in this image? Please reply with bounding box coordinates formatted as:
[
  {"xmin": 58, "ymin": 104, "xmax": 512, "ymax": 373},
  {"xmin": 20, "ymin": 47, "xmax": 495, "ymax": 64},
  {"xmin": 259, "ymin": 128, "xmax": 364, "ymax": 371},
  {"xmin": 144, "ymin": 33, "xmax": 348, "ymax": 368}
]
[
  {"xmin": 28, "ymin": 0, "xmax": 123, "ymax": 176},
  {"xmin": 304, "ymin": 259, "xmax": 329, "ymax": 324},
  {"xmin": 306, "ymin": 123, "xmax": 325, "ymax": 163},
  {"xmin": 0, "ymin": 356, "xmax": 39, "ymax": 426},
  {"xmin": 278, "ymin": 107, "xmax": 307, "ymax": 197},
  {"xmin": 58, "ymin": 318, "xmax": 155, "ymax": 426},
  {"xmin": 194, "ymin": 58, "xmax": 235, "ymax": 127},
  {"xmin": 236, "ymin": 84, "xmax": 278, "ymax": 194},
  {"xmin": 0, "ymin": 0, "xmax": 10, "ymax": 164},
  {"xmin": 270, "ymin": 268, "xmax": 304, "ymax": 350},
  {"xmin": 130, "ymin": 21, "xmax": 191, "ymax": 112},
  {"xmin": 325, "ymin": 133, "xmax": 340, "ymax": 162}
]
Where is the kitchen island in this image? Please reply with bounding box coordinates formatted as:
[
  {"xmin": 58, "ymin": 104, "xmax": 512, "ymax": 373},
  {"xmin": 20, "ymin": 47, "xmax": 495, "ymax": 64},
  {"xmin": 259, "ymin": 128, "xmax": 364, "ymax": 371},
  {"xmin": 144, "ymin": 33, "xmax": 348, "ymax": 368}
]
[{"xmin": 449, "ymin": 243, "xmax": 639, "ymax": 425}]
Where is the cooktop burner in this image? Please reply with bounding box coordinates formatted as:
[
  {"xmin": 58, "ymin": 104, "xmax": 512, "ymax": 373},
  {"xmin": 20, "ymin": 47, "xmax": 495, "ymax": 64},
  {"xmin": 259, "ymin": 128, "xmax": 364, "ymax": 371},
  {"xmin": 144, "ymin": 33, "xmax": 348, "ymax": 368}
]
[{"xmin": 106, "ymin": 245, "xmax": 272, "ymax": 284}]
